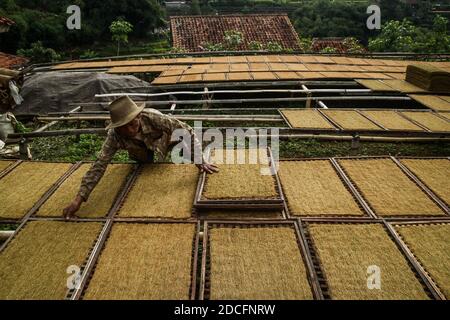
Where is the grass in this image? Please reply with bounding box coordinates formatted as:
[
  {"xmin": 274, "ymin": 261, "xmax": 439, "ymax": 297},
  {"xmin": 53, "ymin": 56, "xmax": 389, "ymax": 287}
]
[
  {"xmin": 338, "ymin": 158, "xmax": 445, "ymax": 216},
  {"xmin": 0, "ymin": 224, "xmax": 18, "ymax": 231},
  {"xmin": 0, "ymin": 162, "xmax": 72, "ymax": 220},
  {"xmin": 279, "ymin": 160, "xmax": 364, "ymax": 216},
  {"xmin": 279, "ymin": 139, "xmax": 450, "ymax": 159},
  {"xmin": 30, "ymin": 134, "xmax": 131, "ymax": 163},
  {"xmin": 118, "ymin": 164, "xmax": 198, "ymax": 219},
  {"xmin": 395, "ymin": 223, "xmax": 450, "ymax": 299},
  {"xmin": 9, "ymin": 121, "xmax": 449, "ymax": 162},
  {"xmin": 209, "ymin": 226, "xmax": 313, "ymax": 300},
  {"xmin": 65, "ymin": 39, "xmax": 171, "ymax": 59},
  {"xmin": 308, "ymin": 223, "xmax": 430, "ymax": 300},
  {"xmin": 83, "ymin": 223, "xmax": 195, "ymax": 300},
  {"xmin": 0, "ymin": 221, "xmax": 102, "ymax": 300},
  {"xmin": 37, "ymin": 164, "xmax": 133, "ymax": 218},
  {"xmin": 400, "ymin": 159, "xmax": 450, "ymax": 205}
]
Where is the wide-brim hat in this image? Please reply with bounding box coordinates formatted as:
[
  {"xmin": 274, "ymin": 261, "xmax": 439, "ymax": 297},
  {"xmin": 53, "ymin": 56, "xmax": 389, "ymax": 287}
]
[{"xmin": 106, "ymin": 96, "xmax": 145, "ymax": 130}]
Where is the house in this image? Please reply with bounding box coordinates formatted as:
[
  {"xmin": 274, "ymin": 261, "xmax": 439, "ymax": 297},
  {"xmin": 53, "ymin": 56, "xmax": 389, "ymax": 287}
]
[
  {"xmin": 0, "ymin": 16, "xmax": 14, "ymax": 33},
  {"xmin": 170, "ymin": 14, "xmax": 301, "ymax": 52},
  {"xmin": 0, "ymin": 52, "xmax": 29, "ymax": 70}
]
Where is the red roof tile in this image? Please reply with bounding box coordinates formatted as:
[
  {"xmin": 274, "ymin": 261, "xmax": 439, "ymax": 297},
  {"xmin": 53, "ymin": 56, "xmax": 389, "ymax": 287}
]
[
  {"xmin": 0, "ymin": 52, "xmax": 29, "ymax": 69},
  {"xmin": 170, "ymin": 14, "xmax": 300, "ymax": 52},
  {"xmin": 0, "ymin": 16, "xmax": 15, "ymax": 26}
]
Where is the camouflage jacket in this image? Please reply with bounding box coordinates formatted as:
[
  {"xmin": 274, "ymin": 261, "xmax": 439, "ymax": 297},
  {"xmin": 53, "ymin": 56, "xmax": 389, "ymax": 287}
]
[{"xmin": 78, "ymin": 109, "xmax": 203, "ymax": 201}]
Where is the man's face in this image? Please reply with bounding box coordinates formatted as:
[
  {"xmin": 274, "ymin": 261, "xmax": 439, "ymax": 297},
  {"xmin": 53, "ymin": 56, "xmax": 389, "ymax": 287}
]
[{"xmin": 116, "ymin": 115, "xmax": 141, "ymax": 138}]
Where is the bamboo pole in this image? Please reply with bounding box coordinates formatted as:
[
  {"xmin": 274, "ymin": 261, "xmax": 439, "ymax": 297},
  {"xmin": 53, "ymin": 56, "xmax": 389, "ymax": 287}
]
[
  {"xmin": 94, "ymin": 88, "xmax": 372, "ymax": 98},
  {"xmin": 6, "ymin": 127, "xmax": 450, "ymax": 141},
  {"xmin": 37, "ymin": 115, "xmax": 284, "ymax": 122},
  {"xmin": 57, "ymin": 108, "xmax": 287, "ymax": 115},
  {"xmin": 48, "ymin": 106, "xmax": 424, "ymax": 117},
  {"xmin": 72, "ymin": 96, "xmax": 413, "ymax": 108},
  {"xmin": 108, "ymin": 80, "xmax": 360, "ymax": 91},
  {"xmin": 34, "ymin": 106, "xmax": 82, "ymax": 133}
]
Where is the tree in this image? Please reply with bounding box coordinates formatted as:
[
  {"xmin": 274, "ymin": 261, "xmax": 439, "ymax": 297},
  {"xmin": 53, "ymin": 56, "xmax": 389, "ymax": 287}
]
[
  {"xmin": 368, "ymin": 16, "xmax": 450, "ymax": 53},
  {"xmin": 110, "ymin": 19, "xmax": 133, "ymax": 56},
  {"xmin": 0, "ymin": 0, "xmax": 166, "ymax": 53},
  {"xmin": 191, "ymin": 0, "xmax": 201, "ymax": 15},
  {"xmin": 368, "ymin": 19, "xmax": 418, "ymax": 52},
  {"xmin": 17, "ymin": 41, "xmax": 61, "ymax": 63},
  {"xmin": 292, "ymin": 0, "xmax": 368, "ymax": 42}
]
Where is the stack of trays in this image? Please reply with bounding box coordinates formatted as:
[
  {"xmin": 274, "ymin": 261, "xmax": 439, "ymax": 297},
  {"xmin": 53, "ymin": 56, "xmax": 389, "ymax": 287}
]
[{"xmin": 406, "ymin": 64, "xmax": 450, "ymax": 92}]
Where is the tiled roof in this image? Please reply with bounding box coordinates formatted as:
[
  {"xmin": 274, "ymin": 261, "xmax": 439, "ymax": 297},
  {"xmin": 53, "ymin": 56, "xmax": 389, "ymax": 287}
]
[
  {"xmin": 170, "ymin": 14, "xmax": 301, "ymax": 52},
  {"xmin": 0, "ymin": 16, "xmax": 15, "ymax": 26},
  {"xmin": 0, "ymin": 52, "xmax": 29, "ymax": 69}
]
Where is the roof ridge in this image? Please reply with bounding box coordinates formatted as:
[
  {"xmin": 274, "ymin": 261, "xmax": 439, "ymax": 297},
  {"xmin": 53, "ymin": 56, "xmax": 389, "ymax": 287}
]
[{"xmin": 170, "ymin": 13, "xmax": 289, "ymax": 19}]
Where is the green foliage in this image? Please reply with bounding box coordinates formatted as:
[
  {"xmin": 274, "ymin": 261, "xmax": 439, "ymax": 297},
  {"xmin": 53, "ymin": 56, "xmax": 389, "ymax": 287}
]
[
  {"xmin": 30, "ymin": 133, "xmax": 131, "ymax": 162},
  {"xmin": 203, "ymin": 42, "xmax": 225, "ymax": 51},
  {"xmin": 342, "ymin": 37, "xmax": 365, "ymax": 54},
  {"xmin": 320, "ymin": 46, "xmax": 337, "ymax": 54},
  {"xmin": 14, "ymin": 120, "xmax": 31, "ymax": 133},
  {"xmin": 170, "ymin": 47, "xmax": 187, "ymax": 54},
  {"xmin": 266, "ymin": 41, "xmax": 283, "ymax": 52},
  {"xmin": 368, "ymin": 16, "xmax": 450, "ymax": 53},
  {"xmin": 191, "ymin": 0, "xmax": 202, "ymax": 15},
  {"xmin": 292, "ymin": 0, "xmax": 369, "ymax": 41},
  {"xmin": 79, "ymin": 49, "xmax": 99, "ymax": 59},
  {"xmin": 291, "ymin": 0, "xmax": 435, "ymax": 45},
  {"xmin": 17, "ymin": 41, "xmax": 61, "ymax": 63},
  {"xmin": 110, "ymin": 19, "xmax": 133, "ymax": 56},
  {"xmin": 280, "ymin": 139, "xmax": 450, "ymax": 159},
  {"xmin": 249, "ymin": 41, "xmax": 264, "ymax": 51},
  {"xmin": 298, "ymin": 36, "xmax": 312, "ymax": 53},
  {"xmin": 0, "ymin": 0, "xmax": 166, "ymax": 54},
  {"xmin": 224, "ymin": 30, "xmax": 244, "ymax": 50}
]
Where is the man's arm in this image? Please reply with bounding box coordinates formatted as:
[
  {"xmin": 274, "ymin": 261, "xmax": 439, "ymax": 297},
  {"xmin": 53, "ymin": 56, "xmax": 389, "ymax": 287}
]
[
  {"xmin": 63, "ymin": 130, "xmax": 119, "ymax": 219},
  {"xmin": 154, "ymin": 113, "xmax": 218, "ymax": 173}
]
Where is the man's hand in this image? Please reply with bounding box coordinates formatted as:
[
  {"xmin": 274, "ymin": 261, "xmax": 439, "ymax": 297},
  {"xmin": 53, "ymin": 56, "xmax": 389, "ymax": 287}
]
[
  {"xmin": 196, "ymin": 163, "xmax": 219, "ymax": 174},
  {"xmin": 63, "ymin": 195, "xmax": 84, "ymax": 220}
]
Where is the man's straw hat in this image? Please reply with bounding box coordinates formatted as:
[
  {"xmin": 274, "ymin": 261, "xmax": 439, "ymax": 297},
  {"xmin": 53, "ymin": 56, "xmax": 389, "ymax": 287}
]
[{"xmin": 106, "ymin": 96, "xmax": 145, "ymax": 130}]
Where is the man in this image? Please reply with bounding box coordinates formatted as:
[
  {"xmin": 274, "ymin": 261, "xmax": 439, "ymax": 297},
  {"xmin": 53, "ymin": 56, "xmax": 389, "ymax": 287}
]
[{"xmin": 63, "ymin": 96, "xmax": 218, "ymax": 219}]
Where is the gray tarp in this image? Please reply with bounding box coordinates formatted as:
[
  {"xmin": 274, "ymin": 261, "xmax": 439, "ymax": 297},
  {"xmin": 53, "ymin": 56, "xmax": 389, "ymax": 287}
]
[{"xmin": 13, "ymin": 72, "xmax": 152, "ymax": 115}]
